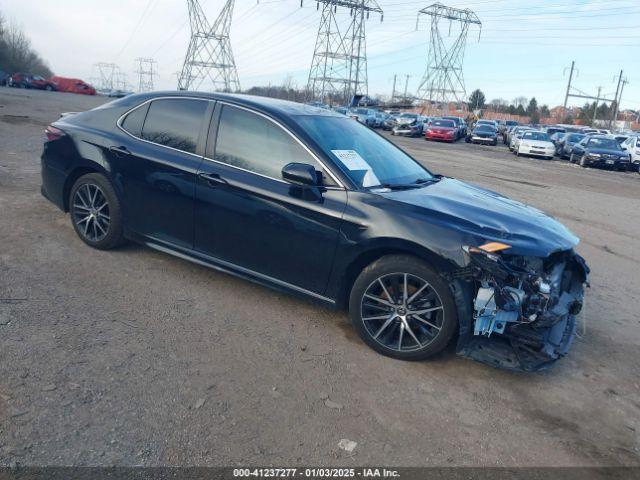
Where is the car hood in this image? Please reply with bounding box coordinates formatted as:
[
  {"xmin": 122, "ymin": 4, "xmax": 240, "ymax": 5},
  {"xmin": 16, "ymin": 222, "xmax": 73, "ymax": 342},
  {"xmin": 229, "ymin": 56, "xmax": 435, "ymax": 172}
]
[
  {"xmin": 585, "ymin": 147, "xmax": 625, "ymax": 156},
  {"xmin": 521, "ymin": 140, "xmax": 554, "ymax": 148},
  {"xmin": 472, "ymin": 130, "xmax": 496, "ymax": 136},
  {"xmin": 377, "ymin": 178, "xmax": 579, "ymax": 257}
]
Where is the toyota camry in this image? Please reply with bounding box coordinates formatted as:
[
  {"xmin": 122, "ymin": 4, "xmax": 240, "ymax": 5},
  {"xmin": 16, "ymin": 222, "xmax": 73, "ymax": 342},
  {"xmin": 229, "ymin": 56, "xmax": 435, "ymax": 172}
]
[{"xmin": 40, "ymin": 92, "xmax": 589, "ymax": 371}]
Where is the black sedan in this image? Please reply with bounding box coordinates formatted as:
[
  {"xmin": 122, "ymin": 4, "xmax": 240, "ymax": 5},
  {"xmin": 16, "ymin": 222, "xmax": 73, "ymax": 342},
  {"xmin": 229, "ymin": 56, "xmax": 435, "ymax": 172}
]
[
  {"xmin": 465, "ymin": 124, "xmax": 498, "ymax": 145},
  {"xmin": 40, "ymin": 92, "xmax": 589, "ymax": 372},
  {"xmin": 569, "ymin": 135, "xmax": 630, "ymax": 171}
]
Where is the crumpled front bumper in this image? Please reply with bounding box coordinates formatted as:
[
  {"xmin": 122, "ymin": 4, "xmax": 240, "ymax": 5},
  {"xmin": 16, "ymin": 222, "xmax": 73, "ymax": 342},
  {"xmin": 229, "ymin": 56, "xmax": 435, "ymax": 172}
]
[{"xmin": 454, "ymin": 250, "xmax": 589, "ymax": 372}]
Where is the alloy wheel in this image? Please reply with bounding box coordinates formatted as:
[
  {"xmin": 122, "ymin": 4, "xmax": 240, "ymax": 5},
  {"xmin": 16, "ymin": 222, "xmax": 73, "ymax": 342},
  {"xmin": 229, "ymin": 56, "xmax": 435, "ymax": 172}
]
[
  {"xmin": 72, "ymin": 183, "xmax": 110, "ymax": 242},
  {"xmin": 360, "ymin": 273, "xmax": 444, "ymax": 352}
]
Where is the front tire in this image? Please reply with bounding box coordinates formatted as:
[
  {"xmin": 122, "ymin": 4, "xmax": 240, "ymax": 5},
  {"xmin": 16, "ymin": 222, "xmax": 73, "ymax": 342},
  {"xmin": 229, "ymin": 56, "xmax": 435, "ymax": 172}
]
[
  {"xmin": 349, "ymin": 255, "xmax": 458, "ymax": 361},
  {"xmin": 69, "ymin": 173, "xmax": 124, "ymax": 250}
]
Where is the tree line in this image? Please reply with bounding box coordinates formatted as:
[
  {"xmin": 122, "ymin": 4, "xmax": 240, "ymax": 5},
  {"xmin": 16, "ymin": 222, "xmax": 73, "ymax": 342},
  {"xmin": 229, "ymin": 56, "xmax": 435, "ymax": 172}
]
[{"xmin": 0, "ymin": 11, "xmax": 52, "ymax": 77}]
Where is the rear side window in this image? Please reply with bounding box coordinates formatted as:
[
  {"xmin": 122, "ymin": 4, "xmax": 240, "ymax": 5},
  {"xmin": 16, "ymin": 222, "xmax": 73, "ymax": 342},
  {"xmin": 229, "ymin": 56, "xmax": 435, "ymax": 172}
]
[
  {"xmin": 141, "ymin": 99, "xmax": 208, "ymax": 154},
  {"xmin": 120, "ymin": 103, "xmax": 149, "ymax": 137},
  {"xmin": 214, "ymin": 105, "xmax": 326, "ymax": 182}
]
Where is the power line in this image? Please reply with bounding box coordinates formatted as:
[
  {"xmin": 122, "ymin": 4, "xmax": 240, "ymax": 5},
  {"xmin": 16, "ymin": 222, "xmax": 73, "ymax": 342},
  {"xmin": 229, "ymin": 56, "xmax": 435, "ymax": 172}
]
[{"xmin": 114, "ymin": 0, "xmax": 158, "ymax": 61}]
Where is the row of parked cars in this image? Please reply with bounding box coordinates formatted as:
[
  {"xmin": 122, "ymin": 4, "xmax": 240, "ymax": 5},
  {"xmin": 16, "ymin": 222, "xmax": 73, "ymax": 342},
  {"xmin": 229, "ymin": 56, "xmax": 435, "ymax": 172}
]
[
  {"xmin": 1, "ymin": 71, "xmax": 97, "ymax": 95},
  {"xmin": 309, "ymin": 105, "xmax": 639, "ymax": 174},
  {"xmin": 504, "ymin": 124, "xmax": 639, "ymax": 172}
]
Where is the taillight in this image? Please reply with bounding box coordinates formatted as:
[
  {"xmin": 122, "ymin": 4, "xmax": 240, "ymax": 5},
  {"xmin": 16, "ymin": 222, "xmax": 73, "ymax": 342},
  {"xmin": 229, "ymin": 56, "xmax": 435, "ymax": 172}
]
[{"xmin": 44, "ymin": 125, "xmax": 66, "ymax": 142}]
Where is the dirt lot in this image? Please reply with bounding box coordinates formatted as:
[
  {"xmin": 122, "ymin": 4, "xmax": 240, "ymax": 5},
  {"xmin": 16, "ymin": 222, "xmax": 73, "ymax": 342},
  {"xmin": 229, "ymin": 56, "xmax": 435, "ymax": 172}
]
[{"xmin": 1, "ymin": 87, "xmax": 639, "ymax": 467}]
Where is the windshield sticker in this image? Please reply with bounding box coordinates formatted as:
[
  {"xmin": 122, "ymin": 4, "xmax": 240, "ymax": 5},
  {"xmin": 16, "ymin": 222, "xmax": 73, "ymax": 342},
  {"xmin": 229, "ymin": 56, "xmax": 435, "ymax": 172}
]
[{"xmin": 330, "ymin": 149, "xmax": 380, "ymax": 187}]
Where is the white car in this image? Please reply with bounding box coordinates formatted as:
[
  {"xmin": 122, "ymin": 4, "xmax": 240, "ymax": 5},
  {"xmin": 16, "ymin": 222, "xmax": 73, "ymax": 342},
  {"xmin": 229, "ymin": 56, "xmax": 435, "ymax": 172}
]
[
  {"xmin": 509, "ymin": 127, "xmax": 535, "ymax": 151},
  {"xmin": 621, "ymin": 135, "xmax": 640, "ymax": 171},
  {"xmin": 515, "ymin": 131, "xmax": 556, "ymax": 159}
]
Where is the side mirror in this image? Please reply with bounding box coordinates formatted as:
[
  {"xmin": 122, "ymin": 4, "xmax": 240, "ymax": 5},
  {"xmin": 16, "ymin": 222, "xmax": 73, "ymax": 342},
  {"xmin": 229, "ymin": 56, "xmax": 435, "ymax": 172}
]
[{"xmin": 282, "ymin": 162, "xmax": 320, "ymax": 186}]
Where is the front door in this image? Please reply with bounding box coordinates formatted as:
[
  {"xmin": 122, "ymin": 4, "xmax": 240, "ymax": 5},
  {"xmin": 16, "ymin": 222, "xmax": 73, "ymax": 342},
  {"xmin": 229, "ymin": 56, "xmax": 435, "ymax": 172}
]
[{"xmin": 194, "ymin": 103, "xmax": 347, "ymax": 295}]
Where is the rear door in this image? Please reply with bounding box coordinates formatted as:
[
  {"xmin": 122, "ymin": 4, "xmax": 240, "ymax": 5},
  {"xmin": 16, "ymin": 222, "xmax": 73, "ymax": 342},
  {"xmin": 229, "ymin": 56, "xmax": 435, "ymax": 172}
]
[
  {"xmin": 113, "ymin": 97, "xmax": 213, "ymax": 248},
  {"xmin": 193, "ymin": 103, "xmax": 347, "ymax": 295}
]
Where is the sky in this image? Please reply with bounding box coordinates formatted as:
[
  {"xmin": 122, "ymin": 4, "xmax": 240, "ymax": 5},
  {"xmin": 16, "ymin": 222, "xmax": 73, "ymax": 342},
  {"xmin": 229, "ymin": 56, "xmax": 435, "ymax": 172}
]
[{"xmin": 2, "ymin": 0, "xmax": 640, "ymax": 110}]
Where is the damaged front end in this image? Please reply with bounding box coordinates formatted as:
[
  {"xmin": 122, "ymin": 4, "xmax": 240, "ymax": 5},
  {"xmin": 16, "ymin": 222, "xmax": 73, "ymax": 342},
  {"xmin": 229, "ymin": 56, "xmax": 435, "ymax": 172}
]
[{"xmin": 455, "ymin": 243, "xmax": 590, "ymax": 372}]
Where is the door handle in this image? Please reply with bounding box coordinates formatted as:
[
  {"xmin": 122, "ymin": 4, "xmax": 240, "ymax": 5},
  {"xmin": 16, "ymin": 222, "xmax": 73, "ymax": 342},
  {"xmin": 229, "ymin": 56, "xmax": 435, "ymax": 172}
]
[
  {"xmin": 198, "ymin": 172, "xmax": 227, "ymax": 186},
  {"xmin": 109, "ymin": 145, "xmax": 131, "ymax": 156}
]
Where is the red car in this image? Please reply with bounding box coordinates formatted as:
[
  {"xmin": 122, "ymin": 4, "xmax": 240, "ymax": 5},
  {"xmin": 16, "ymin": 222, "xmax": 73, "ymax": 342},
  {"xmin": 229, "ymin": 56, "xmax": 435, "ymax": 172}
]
[
  {"xmin": 424, "ymin": 119, "xmax": 458, "ymax": 143},
  {"xmin": 49, "ymin": 76, "xmax": 96, "ymax": 95},
  {"xmin": 8, "ymin": 73, "xmax": 57, "ymax": 90}
]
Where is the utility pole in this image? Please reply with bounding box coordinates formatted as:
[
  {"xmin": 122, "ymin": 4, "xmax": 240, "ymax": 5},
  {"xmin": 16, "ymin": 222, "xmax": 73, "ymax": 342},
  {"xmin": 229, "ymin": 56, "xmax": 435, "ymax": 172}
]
[
  {"xmin": 613, "ymin": 78, "xmax": 629, "ymax": 129},
  {"xmin": 135, "ymin": 58, "xmax": 157, "ymax": 93},
  {"xmin": 403, "ymin": 74, "xmax": 411, "ymax": 103},
  {"xmin": 415, "ymin": 3, "xmax": 481, "ymax": 111},
  {"xmin": 592, "ymin": 86, "xmax": 602, "ymax": 124},
  {"xmin": 307, "ymin": 0, "xmax": 383, "ymax": 105},
  {"xmin": 563, "ymin": 60, "xmax": 575, "ymax": 113},
  {"xmin": 178, "ymin": 0, "xmax": 240, "ymax": 92},
  {"xmin": 609, "ymin": 70, "xmax": 623, "ymax": 128},
  {"xmin": 391, "ymin": 74, "xmax": 397, "ymax": 103}
]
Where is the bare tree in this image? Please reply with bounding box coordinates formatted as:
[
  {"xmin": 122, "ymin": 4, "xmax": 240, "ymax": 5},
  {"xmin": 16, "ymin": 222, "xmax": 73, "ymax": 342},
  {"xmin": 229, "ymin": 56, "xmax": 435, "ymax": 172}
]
[{"xmin": 0, "ymin": 11, "xmax": 53, "ymax": 77}]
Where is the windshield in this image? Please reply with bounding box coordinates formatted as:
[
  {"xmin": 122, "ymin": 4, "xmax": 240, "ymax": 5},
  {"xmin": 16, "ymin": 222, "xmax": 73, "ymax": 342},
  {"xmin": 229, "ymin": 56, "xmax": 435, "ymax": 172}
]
[
  {"xmin": 475, "ymin": 125, "xmax": 495, "ymax": 133},
  {"xmin": 588, "ymin": 137, "xmax": 621, "ymax": 150},
  {"xmin": 297, "ymin": 116, "xmax": 432, "ymax": 188},
  {"xmin": 506, "ymin": 121, "xmax": 518, "ymax": 126},
  {"xmin": 567, "ymin": 134, "xmax": 585, "ymax": 142},
  {"xmin": 522, "ymin": 131, "xmax": 550, "ymax": 141},
  {"xmin": 431, "ymin": 120, "xmax": 455, "ymax": 127},
  {"xmin": 398, "ymin": 113, "xmax": 418, "ymax": 119}
]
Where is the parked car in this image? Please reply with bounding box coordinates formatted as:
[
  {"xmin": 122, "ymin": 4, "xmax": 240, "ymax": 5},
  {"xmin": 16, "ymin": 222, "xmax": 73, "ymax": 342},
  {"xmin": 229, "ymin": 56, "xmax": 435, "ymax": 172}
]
[
  {"xmin": 332, "ymin": 106, "xmax": 348, "ymax": 115},
  {"xmin": 49, "ymin": 77, "xmax": 96, "ymax": 95},
  {"xmin": 515, "ymin": 131, "xmax": 556, "ymax": 159},
  {"xmin": 373, "ymin": 111, "xmax": 389, "ymax": 128},
  {"xmin": 8, "ymin": 72, "xmax": 31, "ymax": 88},
  {"xmin": 392, "ymin": 116, "xmax": 426, "ymax": 137},
  {"xmin": 621, "ymin": 135, "xmax": 640, "ymax": 171},
  {"xmin": 476, "ymin": 119, "xmax": 498, "ymax": 131},
  {"xmin": 503, "ymin": 125, "xmax": 516, "ymax": 145},
  {"xmin": 498, "ymin": 120, "xmax": 518, "ymax": 135},
  {"xmin": 349, "ymin": 108, "xmax": 376, "ymax": 127},
  {"xmin": 386, "ymin": 112, "xmax": 419, "ymax": 131},
  {"xmin": 506, "ymin": 125, "xmax": 531, "ymax": 148},
  {"xmin": 0, "ymin": 70, "xmax": 10, "ymax": 86},
  {"xmin": 424, "ymin": 119, "xmax": 458, "ymax": 142},
  {"xmin": 549, "ymin": 132, "xmax": 565, "ymax": 152},
  {"xmin": 545, "ymin": 126, "xmax": 566, "ymax": 138},
  {"xmin": 509, "ymin": 127, "xmax": 536, "ymax": 151},
  {"xmin": 441, "ymin": 116, "xmax": 465, "ymax": 139},
  {"xmin": 108, "ymin": 89, "xmax": 132, "ymax": 98},
  {"xmin": 557, "ymin": 132, "xmax": 586, "ymax": 159},
  {"xmin": 569, "ymin": 135, "xmax": 630, "ymax": 170},
  {"xmin": 466, "ymin": 124, "xmax": 498, "ymax": 145},
  {"xmin": 40, "ymin": 92, "xmax": 589, "ymax": 371}
]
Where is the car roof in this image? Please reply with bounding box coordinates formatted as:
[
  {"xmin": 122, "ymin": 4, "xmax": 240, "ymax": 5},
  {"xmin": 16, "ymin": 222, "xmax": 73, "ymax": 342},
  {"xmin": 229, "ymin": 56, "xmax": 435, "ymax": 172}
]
[{"xmin": 113, "ymin": 91, "xmax": 343, "ymax": 120}]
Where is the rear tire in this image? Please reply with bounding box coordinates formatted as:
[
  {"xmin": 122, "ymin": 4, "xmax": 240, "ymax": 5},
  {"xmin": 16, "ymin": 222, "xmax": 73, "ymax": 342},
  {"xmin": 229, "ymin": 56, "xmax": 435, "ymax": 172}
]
[
  {"xmin": 69, "ymin": 173, "xmax": 124, "ymax": 250},
  {"xmin": 349, "ymin": 255, "xmax": 458, "ymax": 361}
]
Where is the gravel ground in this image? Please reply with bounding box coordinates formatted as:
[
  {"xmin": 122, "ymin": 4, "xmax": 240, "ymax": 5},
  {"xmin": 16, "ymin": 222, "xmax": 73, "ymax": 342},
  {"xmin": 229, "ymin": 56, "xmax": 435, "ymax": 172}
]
[{"xmin": 0, "ymin": 88, "xmax": 639, "ymax": 467}]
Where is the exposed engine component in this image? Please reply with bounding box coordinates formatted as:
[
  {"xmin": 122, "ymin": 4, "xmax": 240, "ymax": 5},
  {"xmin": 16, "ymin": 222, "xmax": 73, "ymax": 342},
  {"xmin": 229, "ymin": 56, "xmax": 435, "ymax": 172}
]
[{"xmin": 457, "ymin": 247, "xmax": 589, "ymax": 371}]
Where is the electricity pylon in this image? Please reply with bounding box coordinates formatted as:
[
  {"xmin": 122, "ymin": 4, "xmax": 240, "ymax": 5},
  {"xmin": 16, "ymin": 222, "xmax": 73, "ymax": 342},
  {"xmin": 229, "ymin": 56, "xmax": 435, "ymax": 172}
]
[
  {"xmin": 307, "ymin": 0, "xmax": 383, "ymax": 105},
  {"xmin": 135, "ymin": 58, "xmax": 157, "ymax": 92},
  {"xmin": 93, "ymin": 63, "xmax": 121, "ymax": 91},
  {"xmin": 178, "ymin": 0, "xmax": 240, "ymax": 92},
  {"xmin": 415, "ymin": 2, "xmax": 481, "ymax": 111}
]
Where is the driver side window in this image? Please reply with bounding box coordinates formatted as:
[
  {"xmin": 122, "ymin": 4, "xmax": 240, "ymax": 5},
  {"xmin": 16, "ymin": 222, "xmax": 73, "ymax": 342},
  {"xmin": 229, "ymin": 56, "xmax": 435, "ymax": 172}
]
[{"xmin": 214, "ymin": 105, "xmax": 335, "ymax": 185}]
